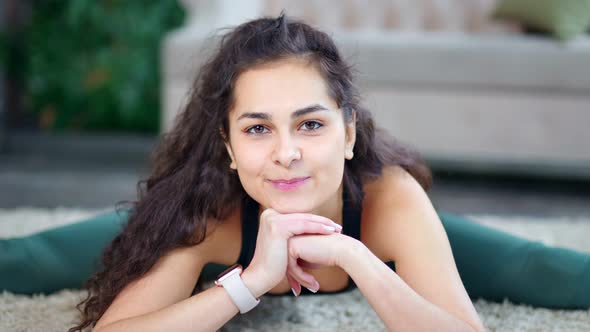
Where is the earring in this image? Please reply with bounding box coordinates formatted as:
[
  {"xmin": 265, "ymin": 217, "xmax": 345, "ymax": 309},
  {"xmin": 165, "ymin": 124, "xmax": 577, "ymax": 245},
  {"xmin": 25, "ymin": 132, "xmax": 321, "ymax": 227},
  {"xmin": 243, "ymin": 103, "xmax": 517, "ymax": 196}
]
[{"xmin": 346, "ymin": 150, "xmax": 354, "ymax": 160}]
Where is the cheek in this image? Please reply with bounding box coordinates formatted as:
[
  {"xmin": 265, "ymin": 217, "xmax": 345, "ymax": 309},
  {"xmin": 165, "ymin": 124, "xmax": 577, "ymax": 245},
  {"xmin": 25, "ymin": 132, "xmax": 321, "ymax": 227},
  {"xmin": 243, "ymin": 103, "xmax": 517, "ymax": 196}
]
[
  {"xmin": 312, "ymin": 145, "xmax": 340, "ymax": 166},
  {"xmin": 306, "ymin": 138, "xmax": 346, "ymax": 177},
  {"xmin": 234, "ymin": 142, "xmax": 266, "ymax": 171},
  {"xmin": 308, "ymin": 134, "xmax": 346, "ymax": 160}
]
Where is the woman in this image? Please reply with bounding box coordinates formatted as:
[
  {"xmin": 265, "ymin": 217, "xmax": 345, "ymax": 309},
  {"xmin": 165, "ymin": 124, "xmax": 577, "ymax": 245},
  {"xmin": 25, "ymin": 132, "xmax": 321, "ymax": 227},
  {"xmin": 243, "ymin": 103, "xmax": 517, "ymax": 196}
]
[
  {"xmin": 1, "ymin": 13, "xmax": 587, "ymax": 331},
  {"xmin": 82, "ymin": 13, "xmax": 489, "ymax": 331}
]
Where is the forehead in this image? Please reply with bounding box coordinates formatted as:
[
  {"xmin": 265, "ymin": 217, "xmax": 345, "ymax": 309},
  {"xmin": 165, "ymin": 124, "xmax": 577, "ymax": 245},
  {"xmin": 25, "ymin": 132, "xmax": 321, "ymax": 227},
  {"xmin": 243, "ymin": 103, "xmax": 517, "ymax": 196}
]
[{"xmin": 229, "ymin": 58, "xmax": 338, "ymax": 119}]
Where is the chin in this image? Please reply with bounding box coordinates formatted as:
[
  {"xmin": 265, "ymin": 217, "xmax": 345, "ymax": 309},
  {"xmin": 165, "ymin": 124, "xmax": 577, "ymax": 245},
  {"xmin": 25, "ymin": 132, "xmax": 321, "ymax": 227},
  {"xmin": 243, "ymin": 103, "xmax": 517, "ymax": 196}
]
[{"xmin": 265, "ymin": 197, "xmax": 318, "ymax": 214}]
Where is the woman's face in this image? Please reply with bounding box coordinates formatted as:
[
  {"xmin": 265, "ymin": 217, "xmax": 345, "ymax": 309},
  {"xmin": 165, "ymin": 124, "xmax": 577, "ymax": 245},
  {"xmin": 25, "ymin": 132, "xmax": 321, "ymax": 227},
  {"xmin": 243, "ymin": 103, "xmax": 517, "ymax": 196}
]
[{"xmin": 224, "ymin": 57, "xmax": 355, "ymax": 214}]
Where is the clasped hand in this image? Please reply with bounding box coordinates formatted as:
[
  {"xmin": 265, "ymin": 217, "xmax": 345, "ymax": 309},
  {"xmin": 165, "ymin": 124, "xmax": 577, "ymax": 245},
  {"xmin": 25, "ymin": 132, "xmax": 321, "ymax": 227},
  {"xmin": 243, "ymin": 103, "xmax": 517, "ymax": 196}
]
[{"xmin": 248, "ymin": 208, "xmax": 348, "ymax": 296}]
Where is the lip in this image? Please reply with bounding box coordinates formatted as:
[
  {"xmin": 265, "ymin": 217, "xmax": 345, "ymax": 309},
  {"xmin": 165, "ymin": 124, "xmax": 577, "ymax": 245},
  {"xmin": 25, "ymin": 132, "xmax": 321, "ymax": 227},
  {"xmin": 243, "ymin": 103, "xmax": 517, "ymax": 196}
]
[
  {"xmin": 269, "ymin": 177, "xmax": 310, "ymax": 191},
  {"xmin": 270, "ymin": 177, "xmax": 310, "ymax": 184}
]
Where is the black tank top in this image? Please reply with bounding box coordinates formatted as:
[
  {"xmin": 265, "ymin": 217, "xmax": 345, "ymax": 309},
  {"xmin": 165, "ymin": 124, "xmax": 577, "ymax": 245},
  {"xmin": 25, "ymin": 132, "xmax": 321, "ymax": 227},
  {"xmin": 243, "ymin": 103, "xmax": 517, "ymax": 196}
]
[{"xmin": 237, "ymin": 188, "xmax": 363, "ymax": 296}]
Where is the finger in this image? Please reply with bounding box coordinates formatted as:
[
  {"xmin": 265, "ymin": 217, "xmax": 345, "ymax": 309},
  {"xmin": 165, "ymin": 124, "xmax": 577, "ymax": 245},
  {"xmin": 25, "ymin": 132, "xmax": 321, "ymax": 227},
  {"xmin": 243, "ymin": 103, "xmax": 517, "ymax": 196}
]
[
  {"xmin": 259, "ymin": 209, "xmax": 343, "ymax": 237},
  {"xmin": 286, "ymin": 268, "xmax": 301, "ymax": 296},
  {"xmin": 260, "ymin": 209, "xmax": 341, "ymax": 229},
  {"xmin": 284, "ymin": 220, "xmax": 341, "ymax": 237},
  {"xmin": 288, "ymin": 250, "xmax": 319, "ymax": 292},
  {"xmin": 277, "ymin": 213, "xmax": 343, "ymax": 230}
]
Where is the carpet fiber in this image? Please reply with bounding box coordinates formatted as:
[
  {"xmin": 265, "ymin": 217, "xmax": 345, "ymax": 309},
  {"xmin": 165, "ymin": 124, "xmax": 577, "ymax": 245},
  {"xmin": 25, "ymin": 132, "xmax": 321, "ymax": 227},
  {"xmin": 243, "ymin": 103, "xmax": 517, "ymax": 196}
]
[{"xmin": 1, "ymin": 208, "xmax": 589, "ymax": 331}]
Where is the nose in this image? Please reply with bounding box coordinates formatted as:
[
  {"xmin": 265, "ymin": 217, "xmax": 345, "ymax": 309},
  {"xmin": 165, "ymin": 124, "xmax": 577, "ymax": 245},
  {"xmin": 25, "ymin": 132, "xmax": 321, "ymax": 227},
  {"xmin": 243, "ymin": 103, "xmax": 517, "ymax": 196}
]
[{"xmin": 272, "ymin": 133, "xmax": 301, "ymax": 167}]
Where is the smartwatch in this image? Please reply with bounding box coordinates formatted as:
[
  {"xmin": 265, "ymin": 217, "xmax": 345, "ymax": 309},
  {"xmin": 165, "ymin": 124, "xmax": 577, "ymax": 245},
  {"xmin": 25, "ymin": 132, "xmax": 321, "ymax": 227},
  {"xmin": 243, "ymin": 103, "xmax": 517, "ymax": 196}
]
[{"xmin": 214, "ymin": 264, "xmax": 260, "ymax": 314}]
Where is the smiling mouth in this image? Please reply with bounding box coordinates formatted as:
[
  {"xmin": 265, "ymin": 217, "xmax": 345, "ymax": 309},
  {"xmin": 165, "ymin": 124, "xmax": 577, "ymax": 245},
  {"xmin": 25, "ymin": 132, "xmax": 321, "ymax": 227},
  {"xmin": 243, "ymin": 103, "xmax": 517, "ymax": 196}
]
[
  {"xmin": 268, "ymin": 177, "xmax": 310, "ymax": 191},
  {"xmin": 269, "ymin": 177, "xmax": 310, "ymax": 184}
]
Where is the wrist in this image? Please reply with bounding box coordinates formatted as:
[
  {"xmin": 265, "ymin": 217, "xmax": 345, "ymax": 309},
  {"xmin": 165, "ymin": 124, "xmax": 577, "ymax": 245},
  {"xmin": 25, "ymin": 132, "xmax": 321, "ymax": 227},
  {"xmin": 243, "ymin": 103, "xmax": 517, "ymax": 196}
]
[
  {"xmin": 337, "ymin": 236, "xmax": 369, "ymax": 272},
  {"xmin": 241, "ymin": 267, "xmax": 268, "ymax": 298}
]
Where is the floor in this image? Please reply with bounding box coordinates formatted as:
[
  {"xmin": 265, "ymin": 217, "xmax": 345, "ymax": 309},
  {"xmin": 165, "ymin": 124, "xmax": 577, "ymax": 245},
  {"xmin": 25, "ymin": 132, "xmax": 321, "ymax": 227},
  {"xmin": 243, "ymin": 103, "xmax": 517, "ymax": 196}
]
[{"xmin": 1, "ymin": 130, "xmax": 590, "ymax": 219}]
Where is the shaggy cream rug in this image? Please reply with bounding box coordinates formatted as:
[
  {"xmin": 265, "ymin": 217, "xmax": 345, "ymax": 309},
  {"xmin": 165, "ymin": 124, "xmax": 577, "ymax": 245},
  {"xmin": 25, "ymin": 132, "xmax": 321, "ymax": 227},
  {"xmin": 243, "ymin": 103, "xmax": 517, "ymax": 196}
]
[{"xmin": 1, "ymin": 208, "xmax": 589, "ymax": 332}]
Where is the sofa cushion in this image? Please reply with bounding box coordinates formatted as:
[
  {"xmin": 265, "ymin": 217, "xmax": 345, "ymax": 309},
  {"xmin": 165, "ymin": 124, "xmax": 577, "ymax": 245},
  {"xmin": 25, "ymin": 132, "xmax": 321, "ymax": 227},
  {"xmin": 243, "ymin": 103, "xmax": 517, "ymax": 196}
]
[
  {"xmin": 264, "ymin": 0, "xmax": 519, "ymax": 33},
  {"xmin": 334, "ymin": 31, "xmax": 590, "ymax": 91},
  {"xmin": 494, "ymin": 0, "xmax": 590, "ymax": 40}
]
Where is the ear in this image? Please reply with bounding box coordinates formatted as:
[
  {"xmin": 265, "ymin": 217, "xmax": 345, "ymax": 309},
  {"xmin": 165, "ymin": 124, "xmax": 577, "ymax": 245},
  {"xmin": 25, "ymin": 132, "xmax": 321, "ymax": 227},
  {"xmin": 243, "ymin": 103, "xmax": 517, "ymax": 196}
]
[
  {"xmin": 345, "ymin": 111, "xmax": 356, "ymax": 160},
  {"xmin": 220, "ymin": 128, "xmax": 237, "ymax": 169}
]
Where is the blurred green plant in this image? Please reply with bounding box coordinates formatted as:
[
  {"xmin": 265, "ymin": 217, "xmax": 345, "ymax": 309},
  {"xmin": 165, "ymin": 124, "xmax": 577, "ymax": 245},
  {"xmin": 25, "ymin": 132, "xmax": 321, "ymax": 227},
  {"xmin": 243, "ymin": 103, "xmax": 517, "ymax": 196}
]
[
  {"xmin": 24, "ymin": 0, "xmax": 185, "ymax": 133},
  {"xmin": 0, "ymin": 33, "xmax": 5, "ymax": 71}
]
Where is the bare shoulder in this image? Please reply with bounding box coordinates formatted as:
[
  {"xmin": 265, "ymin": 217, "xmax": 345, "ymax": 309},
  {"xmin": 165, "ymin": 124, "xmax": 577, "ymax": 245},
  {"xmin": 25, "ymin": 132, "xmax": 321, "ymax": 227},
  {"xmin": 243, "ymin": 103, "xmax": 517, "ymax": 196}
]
[
  {"xmin": 361, "ymin": 164, "xmax": 427, "ymax": 222},
  {"xmin": 360, "ymin": 165, "xmax": 435, "ymax": 260},
  {"xmin": 362, "ymin": 165, "xmax": 418, "ymax": 198},
  {"xmin": 94, "ymin": 209, "xmax": 241, "ymax": 329}
]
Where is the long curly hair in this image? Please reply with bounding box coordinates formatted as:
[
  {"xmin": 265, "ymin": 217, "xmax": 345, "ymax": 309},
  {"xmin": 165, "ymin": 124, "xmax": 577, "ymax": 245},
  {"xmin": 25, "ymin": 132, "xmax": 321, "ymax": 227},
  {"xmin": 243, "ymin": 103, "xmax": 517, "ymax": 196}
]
[{"xmin": 70, "ymin": 13, "xmax": 432, "ymax": 331}]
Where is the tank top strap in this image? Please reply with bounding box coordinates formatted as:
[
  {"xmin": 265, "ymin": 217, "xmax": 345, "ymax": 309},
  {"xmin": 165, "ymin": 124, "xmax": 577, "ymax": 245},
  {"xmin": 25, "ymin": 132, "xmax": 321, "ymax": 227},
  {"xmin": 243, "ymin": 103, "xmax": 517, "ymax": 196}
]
[
  {"xmin": 342, "ymin": 187, "xmax": 363, "ymax": 241},
  {"xmin": 237, "ymin": 195, "xmax": 259, "ymax": 268}
]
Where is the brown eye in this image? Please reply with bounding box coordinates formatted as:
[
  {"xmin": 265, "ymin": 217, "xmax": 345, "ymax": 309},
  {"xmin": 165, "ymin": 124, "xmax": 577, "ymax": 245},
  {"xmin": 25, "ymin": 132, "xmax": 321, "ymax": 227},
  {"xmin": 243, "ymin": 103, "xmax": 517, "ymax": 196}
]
[
  {"xmin": 301, "ymin": 121, "xmax": 323, "ymax": 131},
  {"xmin": 246, "ymin": 125, "xmax": 270, "ymax": 135}
]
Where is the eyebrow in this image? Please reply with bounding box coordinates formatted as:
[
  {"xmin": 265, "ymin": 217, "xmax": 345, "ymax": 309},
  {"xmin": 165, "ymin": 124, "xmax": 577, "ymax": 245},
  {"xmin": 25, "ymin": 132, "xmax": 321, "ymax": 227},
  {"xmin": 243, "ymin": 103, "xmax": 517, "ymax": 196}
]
[{"xmin": 236, "ymin": 104, "xmax": 330, "ymax": 122}]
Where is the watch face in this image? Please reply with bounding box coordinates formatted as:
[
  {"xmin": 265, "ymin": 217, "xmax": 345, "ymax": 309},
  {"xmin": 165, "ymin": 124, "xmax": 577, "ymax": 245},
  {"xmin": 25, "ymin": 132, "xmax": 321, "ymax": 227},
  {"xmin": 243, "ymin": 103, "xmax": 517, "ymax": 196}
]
[{"xmin": 215, "ymin": 264, "xmax": 243, "ymax": 285}]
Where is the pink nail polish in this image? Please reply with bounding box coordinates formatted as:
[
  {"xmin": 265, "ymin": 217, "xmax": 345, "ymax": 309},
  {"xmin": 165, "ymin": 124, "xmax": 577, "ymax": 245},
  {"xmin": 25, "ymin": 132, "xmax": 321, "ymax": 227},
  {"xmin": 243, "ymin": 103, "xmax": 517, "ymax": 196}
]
[{"xmin": 291, "ymin": 288, "xmax": 298, "ymax": 297}]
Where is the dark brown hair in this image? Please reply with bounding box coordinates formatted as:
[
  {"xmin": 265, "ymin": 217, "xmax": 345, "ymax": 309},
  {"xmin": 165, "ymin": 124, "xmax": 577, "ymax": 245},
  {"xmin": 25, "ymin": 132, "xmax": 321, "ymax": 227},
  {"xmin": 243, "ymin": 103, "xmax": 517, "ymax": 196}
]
[{"xmin": 70, "ymin": 13, "xmax": 431, "ymax": 331}]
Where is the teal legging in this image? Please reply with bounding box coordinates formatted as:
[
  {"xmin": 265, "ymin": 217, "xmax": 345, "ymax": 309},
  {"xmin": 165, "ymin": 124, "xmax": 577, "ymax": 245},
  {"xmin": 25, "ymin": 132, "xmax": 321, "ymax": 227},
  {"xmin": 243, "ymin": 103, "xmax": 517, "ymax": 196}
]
[{"xmin": 1, "ymin": 210, "xmax": 589, "ymax": 309}]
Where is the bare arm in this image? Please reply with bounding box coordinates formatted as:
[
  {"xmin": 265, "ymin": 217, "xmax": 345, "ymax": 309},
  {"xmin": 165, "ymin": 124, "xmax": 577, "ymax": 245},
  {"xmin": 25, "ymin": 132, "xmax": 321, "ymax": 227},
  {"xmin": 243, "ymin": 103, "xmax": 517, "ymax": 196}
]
[
  {"xmin": 92, "ymin": 214, "xmax": 266, "ymax": 332},
  {"xmin": 339, "ymin": 239, "xmax": 482, "ymax": 331},
  {"xmin": 94, "ymin": 267, "xmax": 265, "ymax": 332},
  {"xmin": 288, "ymin": 229, "xmax": 482, "ymax": 331},
  {"xmin": 349, "ymin": 166, "xmax": 485, "ymax": 331}
]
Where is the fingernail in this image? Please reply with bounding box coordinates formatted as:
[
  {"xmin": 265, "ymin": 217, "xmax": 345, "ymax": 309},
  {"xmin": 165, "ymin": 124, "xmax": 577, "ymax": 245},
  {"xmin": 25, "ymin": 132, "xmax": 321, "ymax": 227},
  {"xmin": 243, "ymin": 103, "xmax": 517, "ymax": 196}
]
[
  {"xmin": 305, "ymin": 286, "xmax": 318, "ymax": 293},
  {"xmin": 291, "ymin": 287, "xmax": 298, "ymax": 297},
  {"xmin": 332, "ymin": 222, "xmax": 343, "ymax": 229},
  {"xmin": 322, "ymin": 225, "xmax": 336, "ymax": 232}
]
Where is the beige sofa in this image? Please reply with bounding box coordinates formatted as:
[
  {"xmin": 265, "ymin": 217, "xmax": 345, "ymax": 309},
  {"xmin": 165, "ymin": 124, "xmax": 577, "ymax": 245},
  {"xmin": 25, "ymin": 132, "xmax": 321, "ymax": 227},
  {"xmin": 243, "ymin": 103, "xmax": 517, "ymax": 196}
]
[{"xmin": 162, "ymin": 0, "xmax": 590, "ymax": 178}]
